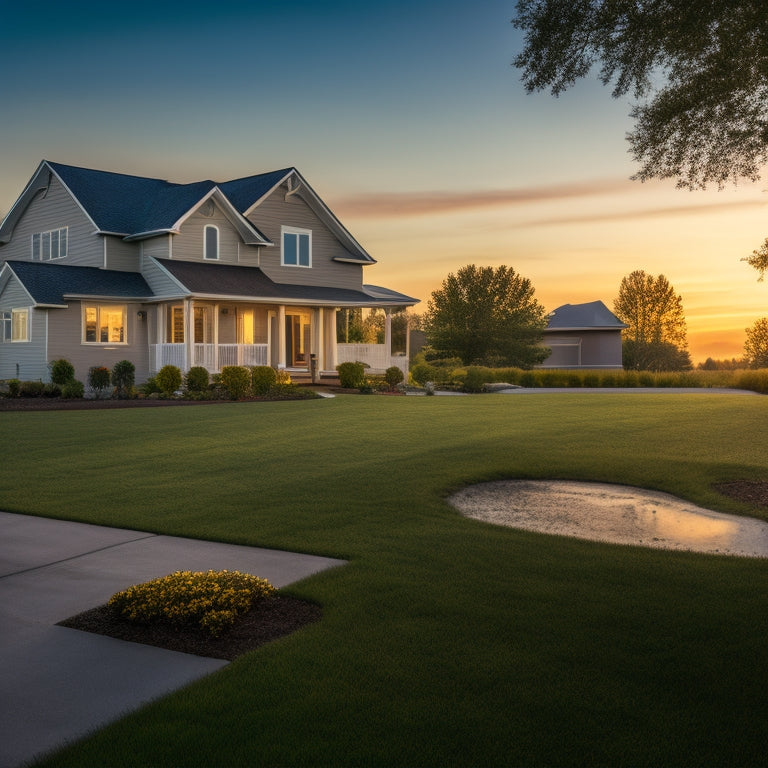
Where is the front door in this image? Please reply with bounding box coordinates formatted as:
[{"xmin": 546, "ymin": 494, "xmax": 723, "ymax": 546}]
[{"xmin": 285, "ymin": 311, "xmax": 311, "ymax": 368}]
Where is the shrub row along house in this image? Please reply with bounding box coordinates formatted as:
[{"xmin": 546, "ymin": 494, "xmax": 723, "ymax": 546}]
[{"xmin": 0, "ymin": 161, "xmax": 418, "ymax": 384}]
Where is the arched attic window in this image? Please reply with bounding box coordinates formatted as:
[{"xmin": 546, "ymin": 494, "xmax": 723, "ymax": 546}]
[{"xmin": 204, "ymin": 225, "xmax": 219, "ymax": 260}]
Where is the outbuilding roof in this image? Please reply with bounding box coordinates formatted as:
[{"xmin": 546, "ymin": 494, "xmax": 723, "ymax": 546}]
[{"xmin": 546, "ymin": 300, "xmax": 627, "ymax": 331}]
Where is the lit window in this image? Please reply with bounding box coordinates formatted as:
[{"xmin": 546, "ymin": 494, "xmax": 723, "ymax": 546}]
[
  {"xmin": 204, "ymin": 225, "xmax": 219, "ymax": 260},
  {"xmin": 282, "ymin": 227, "xmax": 311, "ymax": 267},
  {"xmin": 83, "ymin": 304, "xmax": 126, "ymax": 344},
  {"xmin": 32, "ymin": 227, "xmax": 68, "ymax": 261},
  {"xmin": 11, "ymin": 308, "xmax": 29, "ymax": 342}
]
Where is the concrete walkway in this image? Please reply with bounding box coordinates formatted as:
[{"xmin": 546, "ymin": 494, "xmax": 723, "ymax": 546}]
[{"xmin": 0, "ymin": 511, "xmax": 345, "ymax": 768}]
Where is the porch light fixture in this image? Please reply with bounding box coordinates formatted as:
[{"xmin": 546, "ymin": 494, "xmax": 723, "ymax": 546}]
[{"xmin": 137, "ymin": 311, "xmax": 147, "ymax": 319}]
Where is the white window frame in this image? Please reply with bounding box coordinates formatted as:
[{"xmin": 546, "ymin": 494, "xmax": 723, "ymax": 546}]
[
  {"xmin": 82, "ymin": 304, "xmax": 128, "ymax": 345},
  {"xmin": 1, "ymin": 311, "xmax": 11, "ymax": 342},
  {"xmin": 31, "ymin": 227, "xmax": 68, "ymax": 261},
  {"xmin": 204, "ymin": 225, "xmax": 219, "ymax": 260},
  {"xmin": 11, "ymin": 308, "xmax": 29, "ymax": 342},
  {"xmin": 281, "ymin": 226, "xmax": 312, "ymax": 268}
]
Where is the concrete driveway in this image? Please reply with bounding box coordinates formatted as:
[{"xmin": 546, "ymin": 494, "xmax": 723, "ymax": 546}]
[{"xmin": 0, "ymin": 511, "xmax": 344, "ymax": 768}]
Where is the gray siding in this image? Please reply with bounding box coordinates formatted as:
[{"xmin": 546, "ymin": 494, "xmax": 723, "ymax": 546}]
[
  {"xmin": 105, "ymin": 236, "xmax": 140, "ymax": 271},
  {"xmin": 172, "ymin": 206, "xmax": 243, "ymax": 264},
  {"xmin": 540, "ymin": 329, "xmax": 623, "ymax": 369},
  {"xmin": 0, "ymin": 275, "xmax": 48, "ymax": 380},
  {"xmin": 47, "ymin": 301, "xmax": 150, "ymax": 384},
  {"xmin": 141, "ymin": 255, "xmax": 185, "ymax": 298},
  {"xmin": 141, "ymin": 236, "xmax": 171, "ymax": 260},
  {"xmin": 0, "ymin": 175, "xmax": 103, "ymax": 267},
  {"xmin": 249, "ymin": 186, "xmax": 364, "ymax": 290}
]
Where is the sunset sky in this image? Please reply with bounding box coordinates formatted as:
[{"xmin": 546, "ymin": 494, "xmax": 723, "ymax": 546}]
[{"xmin": 1, "ymin": 0, "xmax": 766, "ymax": 362}]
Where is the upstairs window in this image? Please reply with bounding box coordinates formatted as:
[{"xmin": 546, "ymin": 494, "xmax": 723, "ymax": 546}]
[
  {"xmin": 32, "ymin": 227, "xmax": 68, "ymax": 261},
  {"xmin": 1, "ymin": 311, "xmax": 12, "ymax": 342},
  {"xmin": 204, "ymin": 225, "xmax": 219, "ymax": 260},
  {"xmin": 11, "ymin": 308, "xmax": 29, "ymax": 342},
  {"xmin": 282, "ymin": 226, "xmax": 311, "ymax": 267},
  {"xmin": 83, "ymin": 304, "xmax": 126, "ymax": 344}
]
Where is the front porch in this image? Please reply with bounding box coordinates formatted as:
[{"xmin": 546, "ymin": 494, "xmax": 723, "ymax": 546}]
[{"xmin": 148, "ymin": 300, "xmax": 409, "ymax": 378}]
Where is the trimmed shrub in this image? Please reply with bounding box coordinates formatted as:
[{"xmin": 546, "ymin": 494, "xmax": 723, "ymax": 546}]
[
  {"xmin": 19, "ymin": 380, "xmax": 45, "ymax": 397},
  {"xmin": 7, "ymin": 379, "xmax": 21, "ymax": 397},
  {"xmin": 185, "ymin": 366, "xmax": 210, "ymax": 393},
  {"xmin": 251, "ymin": 365, "xmax": 277, "ymax": 396},
  {"xmin": 108, "ymin": 570, "xmax": 275, "ymax": 637},
  {"xmin": 88, "ymin": 366, "xmax": 112, "ymax": 395},
  {"xmin": 43, "ymin": 383, "xmax": 61, "ymax": 398},
  {"xmin": 61, "ymin": 380, "xmax": 85, "ymax": 399},
  {"xmin": 337, "ymin": 361, "xmax": 366, "ymax": 389},
  {"xmin": 111, "ymin": 360, "xmax": 135, "ymax": 399},
  {"xmin": 156, "ymin": 365, "xmax": 183, "ymax": 396},
  {"xmin": 384, "ymin": 366, "xmax": 404, "ymax": 391},
  {"xmin": 220, "ymin": 366, "xmax": 251, "ymax": 400},
  {"xmin": 410, "ymin": 362, "xmax": 438, "ymax": 386},
  {"xmin": 50, "ymin": 359, "xmax": 75, "ymax": 386},
  {"xmin": 462, "ymin": 366, "xmax": 486, "ymax": 393},
  {"xmin": 140, "ymin": 376, "xmax": 161, "ymax": 396}
]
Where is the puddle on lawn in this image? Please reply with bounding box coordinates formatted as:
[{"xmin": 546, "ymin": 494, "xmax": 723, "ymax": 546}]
[{"xmin": 449, "ymin": 480, "xmax": 768, "ymax": 558}]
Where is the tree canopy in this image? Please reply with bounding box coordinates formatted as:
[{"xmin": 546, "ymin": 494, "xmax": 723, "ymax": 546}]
[
  {"xmin": 513, "ymin": 1, "xmax": 768, "ymax": 189},
  {"xmin": 613, "ymin": 270, "xmax": 691, "ymax": 370},
  {"xmin": 744, "ymin": 317, "xmax": 768, "ymax": 368},
  {"xmin": 425, "ymin": 264, "xmax": 549, "ymax": 367},
  {"xmin": 743, "ymin": 238, "xmax": 768, "ymax": 281}
]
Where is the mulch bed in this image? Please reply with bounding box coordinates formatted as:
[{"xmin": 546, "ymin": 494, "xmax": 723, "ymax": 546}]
[
  {"xmin": 59, "ymin": 595, "xmax": 322, "ymax": 661},
  {"xmin": 713, "ymin": 480, "xmax": 768, "ymax": 508}
]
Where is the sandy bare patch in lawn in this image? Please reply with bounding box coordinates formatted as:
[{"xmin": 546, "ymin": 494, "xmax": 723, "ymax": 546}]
[{"xmin": 449, "ymin": 480, "xmax": 768, "ymax": 558}]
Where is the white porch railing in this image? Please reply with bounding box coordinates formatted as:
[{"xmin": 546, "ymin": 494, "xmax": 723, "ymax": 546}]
[
  {"xmin": 336, "ymin": 343, "xmax": 408, "ymax": 375},
  {"xmin": 150, "ymin": 344, "xmax": 268, "ymax": 374}
]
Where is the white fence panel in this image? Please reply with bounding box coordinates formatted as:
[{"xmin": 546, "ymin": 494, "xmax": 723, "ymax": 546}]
[{"xmin": 337, "ymin": 344, "xmax": 408, "ymax": 374}]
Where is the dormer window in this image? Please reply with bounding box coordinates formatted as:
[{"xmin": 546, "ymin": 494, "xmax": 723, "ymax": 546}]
[
  {"xmin": 204, "ymin": 225, "xmax": 219, "ymax": 260},
  {"xmin": 31, "ymin": 227, "xmax": 68, "ymax": 261},
  {"xmin": 282, "ymin": 226, "xmax": 311, "ymax": 267}
]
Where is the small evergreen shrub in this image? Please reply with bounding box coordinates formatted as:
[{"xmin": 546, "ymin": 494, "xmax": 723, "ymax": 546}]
[
  {"xmin": 251, "ymin": 365, "xmax": 277, "ymax": 396},
  {"xmin": 61, "ymin": 380, "xmax": 85, "ymax": 399},
  {"xmin": 384, "ymin": 366, "xmax": 404, "ymax": 391},
  {"xmin": 220, "ymin": 366, "xmax": 252, "ymax": 400},
  {"xmin": 50, "ymin": 359, "xmax": 75, "ymax": 386},
  {"xmin": 462, "ymin": 366, "xmax": 486, "ymax": 393},
  {"xmin": 108, "ymin": 570, "xmax": 276, "ymax": 637},
  {"xmin": 88, "ymin": 366, "xmax": 112, "ymax": 395},
  {"xmin": 111, "ymin": 360, "xmax": 135, "ymax": 399},
  {"xmin": 156, "ymin": 365, "xmax": 183, "ymax": 396},
  {"xmin": 410, "ymin": 362, "xmax": 439, "ymax": 386},
  {"xmin": 43, "ymin": 383, "xmax": 61, "ymax": 398},
  {"xmin": 337, "ymin": 361, "xmax": 366, "ymax": 389},
  {"xmin": 185, "ymin": 366, "xmax": 210, "ymax": 393},
  {"xmin": 140, "ymin": 376, "xmax": 161, "ymax": 396},
  {"xmin": 7, "ymin": 379, "xmax": 20, "ymax": 397}
]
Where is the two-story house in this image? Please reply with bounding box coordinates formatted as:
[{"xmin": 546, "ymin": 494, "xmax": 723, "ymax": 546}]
[{"xmin": 0, "ymin": 161, "xmax": 418, "ymax": 384}]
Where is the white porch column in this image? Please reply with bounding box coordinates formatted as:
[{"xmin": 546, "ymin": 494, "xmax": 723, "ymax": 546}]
[
  {"xmin": 184, "ymin": 299, "xmax": 194, "ymax": 372},
  {"xmin": 315, "ymin": 307, "xmax": 324, "ymax": 372},
  {"xmin": 328, "ymin": 308, "xmax": 338, "ymax": 371},
  {"xmin": 277, "ymin": 304, "xmax": 286, "ymax": 369},
  {"xmin": 384, "ymin": 308, "xmax": 392, "ymax": 365},
  {"xmin": 213, "ymin": 303, "xmax": 220, "ymax": 373}
]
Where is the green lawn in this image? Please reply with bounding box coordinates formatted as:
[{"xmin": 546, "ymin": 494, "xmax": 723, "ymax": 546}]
[{"xmin": 4, "ymin": 393, "xmax": 768, "ymax": 767}]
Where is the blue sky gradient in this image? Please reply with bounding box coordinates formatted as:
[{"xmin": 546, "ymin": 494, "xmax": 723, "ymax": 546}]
[{"xmin": 2, "ymin": 0, "xmax": 766, "ymax": 359}]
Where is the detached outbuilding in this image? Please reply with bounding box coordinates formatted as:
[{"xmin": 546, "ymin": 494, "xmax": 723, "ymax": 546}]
[{"xmin": 539, "ymin": 300, "xmax": 627, "ymax": 369}]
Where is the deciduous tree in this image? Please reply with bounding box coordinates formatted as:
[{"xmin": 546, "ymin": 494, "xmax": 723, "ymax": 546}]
[
  {"xmin": 613, "ymin": 270, "xmax": 691, "ymax": 370},
  {"xmin": 743, "ymin": 238, "xmax": 768, "ymax": 281},
  {"xmin": 513, "ymin": 1, "xmax": 768, "ymax": 189},
  {"xmin": 425, "ymin": 264, "xmax": 549, "ymax": 367},
  {"xmin": 744, "ymin": 317, "xmax": 768, "ymax": 368}
]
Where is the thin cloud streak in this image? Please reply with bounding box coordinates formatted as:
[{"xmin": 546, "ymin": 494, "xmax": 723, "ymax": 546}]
[
  {"xmin": 517, "ymin": 200, "xmax": 767, "ymax": 228},
  {"xmin": 333, "ymin": 178, "xmax": 631, "ymax": 217}
]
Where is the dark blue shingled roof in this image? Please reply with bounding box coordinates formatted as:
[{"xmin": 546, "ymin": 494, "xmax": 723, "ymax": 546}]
[
  {"xmin": 547, "ymin": 300, "xmax": 627, "ymax": 330},
  {"xmin": 47, "ymin": 162, "xmax": 293, "ymax": 236},
  {"xmin": 7, "ymin": 261, "xmax": 153, "ymax": 305},
  {"xmin": 155, "ymin": 259, "xmax": 417, "ymax": 306}
]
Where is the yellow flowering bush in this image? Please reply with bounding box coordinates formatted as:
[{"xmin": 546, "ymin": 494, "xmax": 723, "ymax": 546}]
[{"xmin": 108, "ymin": 570, "xmax": 275, "ymax": 636}]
